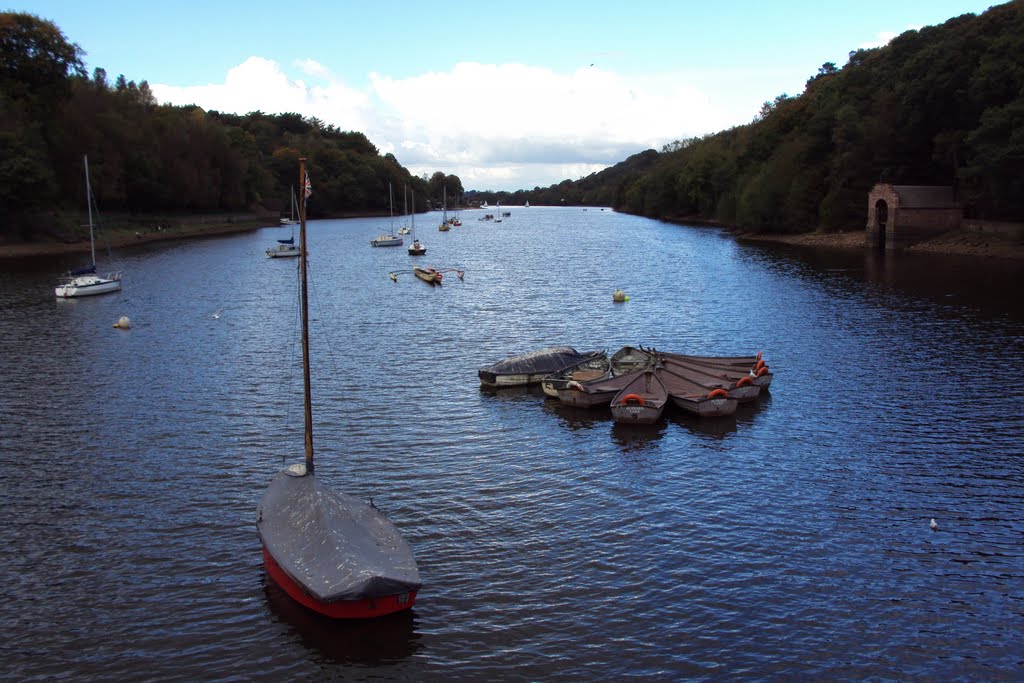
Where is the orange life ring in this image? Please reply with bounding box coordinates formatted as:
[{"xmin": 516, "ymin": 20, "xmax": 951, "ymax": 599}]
[
  {"xmin": 736, "ymin": 376, "xmax": 753, "ymax": 387},
  {"xmin": 707, "ymin": 388, "xmax": 728, "ymax": 399},
  {"xmin": 756, "ymin": 366, "xmax": 769, "ymax": 377},
  {"xmin": 754, "ymin": 359, "xmax": 766, "ymax": 372},
  {"xmin": 620, "ymin": 393, "xmax": 646, "ymax": 406}
]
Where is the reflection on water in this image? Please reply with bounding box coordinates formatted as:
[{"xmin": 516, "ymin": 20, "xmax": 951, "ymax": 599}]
[
  {"xmin": 665, "ymin": 411, "xmax": 739, "ymax": 440},
  {"xmin": 540, "ymin": 399, "xmax": 611, "ymax": 431},
  {"xmin": 1, "ymin": 208, "xmax": 1022, "ymax": 680},
  {"xmin": 742, "ymin": 239, "xmax": 1024, "ymax": 319},
  {"xmin": 609, "ymin": 421, "xmax": 666, "ymax": 452},
  {"xmin": 263, "ymin": 580, "xmax": 422, "ymax": 664}
]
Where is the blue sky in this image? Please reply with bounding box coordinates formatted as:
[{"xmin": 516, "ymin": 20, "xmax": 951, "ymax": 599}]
[{"xmin": 23, "ymin": 0, "xmax": 1002, "ymax": 191}]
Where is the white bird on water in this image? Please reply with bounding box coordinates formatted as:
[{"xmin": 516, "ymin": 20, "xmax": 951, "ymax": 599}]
[
  {"xmin": 212, "ymin": 309, "xmax": 223, "ymax": 319},
  {"xmin": 930, "ymin": 518, "xmax": 939, "ymax": 531}
]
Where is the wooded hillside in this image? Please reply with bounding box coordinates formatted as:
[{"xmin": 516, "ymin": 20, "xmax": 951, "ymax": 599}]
[
  {"xmin": 544, "ymin": 2, "xmax": 1024, "ymax": 232},
  {"xmin": 0, "ymin": 12, "xmax": 464, "ymax": 241},
  {"xmin": 3, "ymin": 4, "xmax": 1022, "ymax": 240}
]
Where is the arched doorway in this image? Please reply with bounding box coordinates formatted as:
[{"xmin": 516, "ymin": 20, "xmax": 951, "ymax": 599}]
[{"xmin": 874, "ymin": 199, "xmax": 888, "ymax": 250}]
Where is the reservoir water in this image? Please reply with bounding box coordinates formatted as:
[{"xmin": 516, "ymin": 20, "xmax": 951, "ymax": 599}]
[{"xmin": 1, "ymin": 207, "xmax": 1022, "ymax": 680}]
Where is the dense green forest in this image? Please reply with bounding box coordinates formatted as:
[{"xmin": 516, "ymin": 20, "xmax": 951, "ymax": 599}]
[
  {"xmin": 551, "ymin": 1, "xmax": 1024, "ymax": 232},
  {"xmin": 2, "ymin": 4, "xmax": 1022, "ymax": 242},
  {"xmin": 0, "ymin": 12, "xmax": 464, "ymax": 241}
]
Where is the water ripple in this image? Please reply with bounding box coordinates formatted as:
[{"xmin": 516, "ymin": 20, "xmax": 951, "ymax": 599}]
[{"xmin": 1, "ymin": 208, "xmax": 1022, "ymax": 679}]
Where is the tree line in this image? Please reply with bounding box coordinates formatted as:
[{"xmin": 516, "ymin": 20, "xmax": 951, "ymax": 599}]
[
  {"xmin": 536, "ymin": 2, "xmax": 1024, "ymax": 232},
  {"xmin": 0, "ymin": 12, "xmax": 465, "ymax": 241},
  {"xmin": 3, "ymin": 4, "xmax": 1022, "ymax": 241}
]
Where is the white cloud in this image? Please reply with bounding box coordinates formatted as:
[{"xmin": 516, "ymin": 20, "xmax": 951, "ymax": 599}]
[
  {"xmin": 151, "ymin": 58, "xmax": 739, "ymax": 190},
  {"xmin": 859, "ymin": 25, "xmax": 921, "ymax": 51},
  {"xmin": 294, "ymin": 58, "xmax": 331, "ymax": 80},
  {"xmin": 859, "ymin": 31, "xmax": 897, "ymax": 50},
  {"xmin": 151, "ymin": 56, "xmax": 372, "ymax": 127}
]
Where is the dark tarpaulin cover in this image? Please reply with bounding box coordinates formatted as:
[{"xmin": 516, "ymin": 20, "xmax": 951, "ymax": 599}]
[
  {"xmin": 257, "ymin": 469, "xmax": 421, "ymax": 602},
  {"xmin": 69, "ymin": 265, "xmax": 97, "ymax": 276},
  {"xmin": 478, "ymin": 346, "xmax": 600, "ymax": 379},
  {"xmin": 277, "ymin": 238, "xmax": 295, "ymax": 245}
]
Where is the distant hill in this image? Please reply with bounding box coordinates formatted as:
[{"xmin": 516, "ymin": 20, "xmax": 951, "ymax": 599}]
[
  {"xmin": 3, "ymin": 4, "xmax": 1022, "ymax": 241},
  {"xmin": 527, "ymin": 1, "xmax": 1024, "ymax": 233},
  {"xmin": 0, "ymin": 12, "xmax": 465, "ymax": 241}
]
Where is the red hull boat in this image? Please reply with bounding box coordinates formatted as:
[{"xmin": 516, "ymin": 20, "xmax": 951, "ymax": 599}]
[{"xmin": 258, "ymin": 158, "xmax": 420, "ymax": 620}]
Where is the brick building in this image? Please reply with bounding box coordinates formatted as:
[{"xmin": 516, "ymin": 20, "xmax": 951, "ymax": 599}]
[{"xmin": 866, "ymin": 184, "xmax": 961, "ymax": 250}]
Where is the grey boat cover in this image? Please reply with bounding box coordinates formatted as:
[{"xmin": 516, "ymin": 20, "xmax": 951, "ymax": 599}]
[
  {"xmin": 257, "ymin": 467, "xmax": 421, "ymax": 602},
  {"xmin": 479, "ymin": 346, "xmax": 601, "ymax": 380}
]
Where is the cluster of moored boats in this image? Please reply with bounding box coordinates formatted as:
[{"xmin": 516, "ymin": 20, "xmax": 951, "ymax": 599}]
[{"xmin": 478, "ymin": 345, "xmax": 773, "ymax": 424}]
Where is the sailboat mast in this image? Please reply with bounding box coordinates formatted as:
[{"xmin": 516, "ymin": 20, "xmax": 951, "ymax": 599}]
[
  {"xmin": 84, "ymin": 155, "xmax": 96, "ymax": 268},
  {"xmin": 299, "ymin": 158, "xmax": 314, "ymax": 474}
]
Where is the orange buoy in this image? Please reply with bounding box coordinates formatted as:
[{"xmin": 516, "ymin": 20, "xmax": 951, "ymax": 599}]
[
  {"xmin": 707, "ymin": 388, "xmax": 729, "ymax": 399},
  {"xmin": 736, "ymin": 376, "xmax": 753, "ymax": 387},
  {"xmin": 620, "ymin": 393, "xmax": 646, "ymax": 406}
]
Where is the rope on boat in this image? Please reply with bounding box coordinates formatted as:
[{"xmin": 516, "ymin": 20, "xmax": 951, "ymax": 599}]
[{"xmin": 278, "ymin": 255, "xmax": 340, "ymax": 458}]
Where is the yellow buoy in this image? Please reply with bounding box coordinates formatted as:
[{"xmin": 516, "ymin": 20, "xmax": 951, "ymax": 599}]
[
  {"xmin": 113, "ymin": 316, "xmax": 131, "ymax": 329},
  {"xmin": 613, "ymin": 290, "xmax": 628, "ymax": 302}
]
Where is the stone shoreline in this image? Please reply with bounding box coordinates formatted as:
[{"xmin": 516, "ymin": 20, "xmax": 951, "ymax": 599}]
[
  {"xmin": 4, "ymin": 217, "xmax": 1023, "ymax": 261},
  {"xmin": 0, "ymin": 219, "xmax": 271, "ymax": 259},
  {"xmin": 734, "ymin": 228, "xmax": 1024, "ymax": 260}
]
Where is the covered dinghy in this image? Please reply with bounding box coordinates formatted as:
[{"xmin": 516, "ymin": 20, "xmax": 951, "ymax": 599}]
[
  {"xmin": 258, "ymin": 463, "xmax": 421, "ymax": 618},
  {"xmin": 479, "ymin": 346, "xmax": 603, "ymax": 388}
]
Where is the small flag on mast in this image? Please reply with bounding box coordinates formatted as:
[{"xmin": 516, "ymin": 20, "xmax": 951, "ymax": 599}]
[{"xmin": 303, "ymin": 171, "xmax": 312, "ymax": 204}]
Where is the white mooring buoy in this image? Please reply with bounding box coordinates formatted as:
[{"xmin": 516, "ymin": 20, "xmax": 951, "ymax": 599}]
[{"xmin": 113, "ymin": 316, "xmax": 131, "ymax": 330}]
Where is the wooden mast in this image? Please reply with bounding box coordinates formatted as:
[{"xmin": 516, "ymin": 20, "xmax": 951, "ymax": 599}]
[{"xmin": 299, "ymin": 157, "xmax": 314, "ymax": 475}]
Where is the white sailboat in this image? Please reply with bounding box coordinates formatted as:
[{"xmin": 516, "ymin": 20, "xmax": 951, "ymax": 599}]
[
  {"xmin": 55, "ymin": 155, "xmax": 122, "ymax": 298},
  {"xmin": 371, "ymin": 183, "xmax": 403, "ymax": 246},
  {"xmin": 267, "ymin": 186, "xmax": 302, "ymax": 257},
  {"xmin": 398, "ymin": 185, "xmax": 411, "ymax": 234},
  {"xmin": 450, "ymin": 192, "xmax": 462, "ymax": 226},
  {"xmin": 408, "ymin": 190, "xmax": 425, "ymax": 255},
  {"xmin": 438, "ymin": 186, "xmax": 450, "ymax": 231},
  {"xmin": 280, "ymin": 186, "xmax": 298, "ymax": 225}
]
